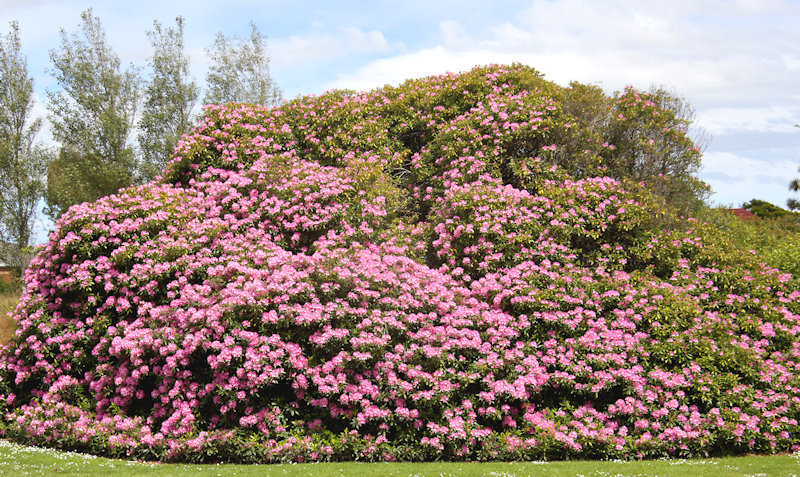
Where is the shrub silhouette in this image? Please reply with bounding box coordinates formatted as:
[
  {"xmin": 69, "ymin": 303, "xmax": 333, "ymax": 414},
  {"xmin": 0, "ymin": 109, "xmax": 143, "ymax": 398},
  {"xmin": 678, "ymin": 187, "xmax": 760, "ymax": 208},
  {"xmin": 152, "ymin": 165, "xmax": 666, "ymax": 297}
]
[{"xmin": 1, "ymin": 64, "xmax": 799, "ymax": 462}]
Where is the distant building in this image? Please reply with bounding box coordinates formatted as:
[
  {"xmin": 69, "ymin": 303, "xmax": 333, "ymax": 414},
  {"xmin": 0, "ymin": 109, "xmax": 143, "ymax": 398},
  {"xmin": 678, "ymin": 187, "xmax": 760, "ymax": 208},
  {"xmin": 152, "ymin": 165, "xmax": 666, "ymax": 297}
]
[
  {"xmin": 727, "ymin": 208, "xmax": 758, "ymax": 221},
  {"xmin": 0, "ymin": 261, "xmax": 13, "ymax": 283}
]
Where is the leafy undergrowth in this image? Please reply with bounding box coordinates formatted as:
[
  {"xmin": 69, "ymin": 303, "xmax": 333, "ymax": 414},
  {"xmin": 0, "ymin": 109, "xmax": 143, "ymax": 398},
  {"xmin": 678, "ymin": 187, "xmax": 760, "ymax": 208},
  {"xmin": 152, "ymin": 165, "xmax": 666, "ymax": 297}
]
[{"xmin": 1, "ymin": 64, "xmax": 800, "ymax": 463}]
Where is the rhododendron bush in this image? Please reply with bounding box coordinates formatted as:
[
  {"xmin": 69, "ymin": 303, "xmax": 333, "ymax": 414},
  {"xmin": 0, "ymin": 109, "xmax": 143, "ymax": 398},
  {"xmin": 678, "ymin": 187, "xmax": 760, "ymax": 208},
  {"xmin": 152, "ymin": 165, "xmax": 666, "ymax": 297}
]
[{"xmin": 2, "ymin": 64, "xmax": 800, "ymax": 463}]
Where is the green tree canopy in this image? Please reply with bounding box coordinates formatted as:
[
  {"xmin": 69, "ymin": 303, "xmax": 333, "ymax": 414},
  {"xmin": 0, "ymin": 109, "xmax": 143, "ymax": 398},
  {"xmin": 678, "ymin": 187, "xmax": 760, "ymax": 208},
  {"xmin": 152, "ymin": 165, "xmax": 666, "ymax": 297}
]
[
  {"xmin": 0, "ymin": 21, "xmax": 50, "ymax": 273},
  {"xmin": 137, "ymin": 16, "xmax": 199, "ymax": 182},
  {"xmin": 743, "ymin": 198, "xmax": 795, "ymax": 219},
  {"xmin": 562, "ymin": 83, "xmax": 710, "ymax": 211},
  {"xmin": 203, "ymin": 22, "xmax": 281, "ymax": 106},
  {"xmin": 45, "ymin": 8, "xmax": 140, "ymax": 219}
]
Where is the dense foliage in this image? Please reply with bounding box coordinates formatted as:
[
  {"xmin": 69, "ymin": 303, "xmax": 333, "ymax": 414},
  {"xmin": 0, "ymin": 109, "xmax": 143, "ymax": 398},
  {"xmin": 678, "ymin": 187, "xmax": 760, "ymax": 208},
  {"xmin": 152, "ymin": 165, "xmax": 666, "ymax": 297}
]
[
  {"xmin": 699, "ymin": 207, "xmax": 800, "ymax": 278},
  {"xmin": 138, "ymin": 16, "xmax": 199, "ymax": 183},
  {"xmin": 2, "ymin": 65, "xmax": 799, "ymax": 463},
  {"xmin": 44, "ymin": 9, "xmax": 141, "ymax": 219},
  {"xmin": 742, "ymin": 199, "xmax": 800, "ymax": 230},
  {"xmin": 36, "ymin": 10, "xmax": 281, "ymax": 221}
]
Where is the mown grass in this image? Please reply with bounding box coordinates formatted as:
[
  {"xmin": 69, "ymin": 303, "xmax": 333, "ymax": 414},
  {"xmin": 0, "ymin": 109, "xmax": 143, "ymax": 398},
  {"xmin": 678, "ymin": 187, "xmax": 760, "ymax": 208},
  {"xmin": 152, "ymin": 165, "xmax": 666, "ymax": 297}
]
[
  {"xmin": 0, "ymin": 291, "xmax": 19, "ymax": 346},
  {"xmin": 0, "ymin": 440, "xmax": 798, "ymax": 477}
]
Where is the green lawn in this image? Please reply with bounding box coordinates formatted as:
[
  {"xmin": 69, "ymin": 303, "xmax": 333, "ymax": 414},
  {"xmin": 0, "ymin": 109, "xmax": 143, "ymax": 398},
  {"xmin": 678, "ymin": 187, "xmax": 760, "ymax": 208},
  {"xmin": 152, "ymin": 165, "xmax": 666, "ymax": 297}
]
[{"xmin": 1, "ymin": 440, "xmax": 799, "ymax": 476}]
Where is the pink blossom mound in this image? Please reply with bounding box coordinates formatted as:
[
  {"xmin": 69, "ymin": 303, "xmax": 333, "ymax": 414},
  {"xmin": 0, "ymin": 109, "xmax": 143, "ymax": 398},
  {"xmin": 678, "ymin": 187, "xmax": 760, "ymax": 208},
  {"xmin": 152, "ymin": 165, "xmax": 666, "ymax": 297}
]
[{"xmin": 1, "ymin": 64, "xmax": 800, "ymax": 462}]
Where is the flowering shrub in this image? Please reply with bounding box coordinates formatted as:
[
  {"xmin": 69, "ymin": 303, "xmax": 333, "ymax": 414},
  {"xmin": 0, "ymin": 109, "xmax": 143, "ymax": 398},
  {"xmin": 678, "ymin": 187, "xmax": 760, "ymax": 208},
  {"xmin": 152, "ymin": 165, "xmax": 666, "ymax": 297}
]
[{"xmin": 1, "ymin": 64, "xmax": 800, "ymax": 463}]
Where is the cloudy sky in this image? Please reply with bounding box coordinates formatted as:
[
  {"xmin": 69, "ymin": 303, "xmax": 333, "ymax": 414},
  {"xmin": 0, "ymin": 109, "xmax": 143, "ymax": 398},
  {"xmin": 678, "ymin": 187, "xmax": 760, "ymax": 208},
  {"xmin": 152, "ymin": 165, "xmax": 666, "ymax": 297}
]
[{"xmin": 1, "ymin": 0, "xmax": 799, "ymax": 240}]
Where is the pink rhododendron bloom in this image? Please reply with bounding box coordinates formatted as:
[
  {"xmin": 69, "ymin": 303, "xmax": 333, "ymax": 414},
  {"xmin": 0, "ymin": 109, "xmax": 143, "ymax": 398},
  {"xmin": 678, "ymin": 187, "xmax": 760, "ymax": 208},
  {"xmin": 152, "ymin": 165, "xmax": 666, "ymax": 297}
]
[{"xmin": 0, "ymin": 65, "xmax": 798, "ymax": 463}]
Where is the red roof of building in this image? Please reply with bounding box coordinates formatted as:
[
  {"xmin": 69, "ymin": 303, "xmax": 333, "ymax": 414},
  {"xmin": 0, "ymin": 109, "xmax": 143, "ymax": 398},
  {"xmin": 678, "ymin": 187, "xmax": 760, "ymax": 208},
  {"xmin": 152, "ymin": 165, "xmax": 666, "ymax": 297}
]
[{"xmin": 728, "ymin": 208, "xmax": 758, "ymax": 220}]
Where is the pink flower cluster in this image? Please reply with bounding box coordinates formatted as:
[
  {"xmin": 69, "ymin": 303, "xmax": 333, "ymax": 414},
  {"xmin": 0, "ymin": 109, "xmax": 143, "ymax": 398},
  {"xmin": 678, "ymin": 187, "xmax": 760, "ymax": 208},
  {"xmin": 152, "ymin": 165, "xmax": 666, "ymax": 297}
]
[{"xmin": 0, "ymin": 64, "xmax": 799, "ymax": 462}]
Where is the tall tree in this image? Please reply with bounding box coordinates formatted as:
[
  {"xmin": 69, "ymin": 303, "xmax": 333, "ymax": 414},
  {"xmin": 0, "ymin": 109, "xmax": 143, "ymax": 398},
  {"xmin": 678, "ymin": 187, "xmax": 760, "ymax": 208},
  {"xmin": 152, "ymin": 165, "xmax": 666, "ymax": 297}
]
[
  {"xmin": 0, "ymin": 21, "xmax": 50, "ymax": 274},
  {"xmin": 204, "ymin": 22, "xmax": 282, "ymax": 106},
  {"xmin": 559, "ymin": 82, "xmax": 710, "ymax": 212},
  {"xmin": 45, "ymin": 8, "xmax": 140, "ymax": 219},
  {"xmin": 138, "ymin": 16, "xmax": 199, "ymax": 181},
  {"xmin": 789, "ymin": 180, "xmax": 800, "ymax": 211},
  {"xmin": 602, "ymin": 86, "xmax": 711, "ymax": 209},
  {"xmin": 789, "ymin": 124, "xmax": 800, "ymax": 211}
]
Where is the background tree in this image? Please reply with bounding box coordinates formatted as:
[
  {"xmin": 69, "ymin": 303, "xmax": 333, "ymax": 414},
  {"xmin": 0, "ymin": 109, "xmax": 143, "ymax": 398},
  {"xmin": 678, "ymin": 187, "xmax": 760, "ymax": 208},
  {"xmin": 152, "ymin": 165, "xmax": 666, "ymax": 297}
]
[
  {"xmin": 204, "ymin": 22, "xmax": 282, "ymax": 106},
  {"xmin": 742, "ymin": 198, "xmax": 794, "ymax": 219},
  {"xmin": 138, "ymin": 16, "xmax": 199, "ymax": 182},
  {"xmin": 45, "ymin": 8, "xmax": 140, "ymax": 219},
  {"xmin": 742, "ymin": 198, "xmax": 800, "ymax": 233},
  {"xmin": 0, "ymin": 21, "xmax": 50, "ymax": 274},
  {"xmin": 559, "ymin": 83, "xmax": 710, "ymax": 213},
  {"xmin": 789, "ymin": 124, "xmax": 800, "ymax": 211},
  {"xmin": 601, "ymin": 86, "xmax": 711, "ymax": 209}
]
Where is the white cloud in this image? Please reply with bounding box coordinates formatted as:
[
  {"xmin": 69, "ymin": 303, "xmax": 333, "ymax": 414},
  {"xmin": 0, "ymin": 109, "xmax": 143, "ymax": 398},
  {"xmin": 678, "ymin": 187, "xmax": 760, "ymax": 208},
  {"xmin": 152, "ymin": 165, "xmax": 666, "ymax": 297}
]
[
  {"xmin": 326, "ymin": 45, "xmax": 643, "ymax": 93},
  {"xmin": 325, "ymin": 47, "xmax": 511, "ymax": 91},
  {"xmin": 329, "ymin": 0, "xmax": 799, "ymax": 107},
  {"xmin": 700, "ymin": 151, "xmax": 798, "ymax": 206},
  {"xmin": 440, "ymin": 20, "xmax": 474, "ymax": 51},
  {"xmin": 0, "ymin": 0, "xmax": 50, "ymax": 14},
  {"xmin": 270, "ymin": 26, "xmax": 396, "ymax": 67},
  {"xmin": 698, "ymin": 106, "xmax": 800, "ymax": 135},
  {"xmin": 726, "ymin": 0, "xmax": 793, "ymax": 14},
  {"xmin": 2, "ymin": 0, "xmax": 799, "ymax": 213},
  {"xmin": 782, "ymin": 54, "xmax": 800, "ymax": 71}
]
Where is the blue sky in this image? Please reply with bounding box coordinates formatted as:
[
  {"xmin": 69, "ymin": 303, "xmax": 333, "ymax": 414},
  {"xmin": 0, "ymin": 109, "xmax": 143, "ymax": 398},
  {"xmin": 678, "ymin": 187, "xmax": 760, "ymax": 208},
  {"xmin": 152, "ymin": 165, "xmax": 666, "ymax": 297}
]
[{"xmin": 1, "ymin": 0, "xmax": 799, "ymax": 241}]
